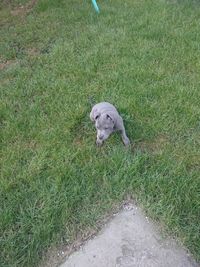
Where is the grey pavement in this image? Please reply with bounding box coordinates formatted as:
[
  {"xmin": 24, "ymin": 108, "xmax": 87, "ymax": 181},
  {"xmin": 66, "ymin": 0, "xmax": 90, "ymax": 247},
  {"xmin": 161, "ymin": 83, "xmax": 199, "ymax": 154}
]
[{"xmin": 60, "ymin": 204, "xmax": 198, "ymax": 267}]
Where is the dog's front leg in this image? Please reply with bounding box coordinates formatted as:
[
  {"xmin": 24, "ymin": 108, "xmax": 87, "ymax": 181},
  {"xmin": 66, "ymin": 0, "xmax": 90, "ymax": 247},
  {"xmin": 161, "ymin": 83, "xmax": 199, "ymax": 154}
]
[{"xmin": 96, "ymin": 137, "xmax": 103, "ymax": 146}]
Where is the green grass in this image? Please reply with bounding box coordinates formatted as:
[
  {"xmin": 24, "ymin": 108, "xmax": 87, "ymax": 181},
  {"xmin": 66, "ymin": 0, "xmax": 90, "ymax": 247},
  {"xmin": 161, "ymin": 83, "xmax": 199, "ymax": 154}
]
[{"xmin": 0, "ymin": 0, "xmax": 200, "ymax": 266}]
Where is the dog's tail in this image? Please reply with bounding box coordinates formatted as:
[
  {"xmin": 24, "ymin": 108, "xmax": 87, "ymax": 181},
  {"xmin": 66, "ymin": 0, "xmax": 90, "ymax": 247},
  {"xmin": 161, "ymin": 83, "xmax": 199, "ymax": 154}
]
[{"xmin": 88, "ymin": 96, "xmax": 96, "ymax": 107}]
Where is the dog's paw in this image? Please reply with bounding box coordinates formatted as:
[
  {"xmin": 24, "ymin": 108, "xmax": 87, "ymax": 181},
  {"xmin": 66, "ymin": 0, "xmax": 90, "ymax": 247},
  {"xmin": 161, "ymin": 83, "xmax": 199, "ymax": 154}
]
[
  {"xmin": 123, "ymin": 137, "xmax": 130, "ymax": 146},
  {"xmin": 96, "ymin": 139, "xmax": 103, "ymax": 147}
]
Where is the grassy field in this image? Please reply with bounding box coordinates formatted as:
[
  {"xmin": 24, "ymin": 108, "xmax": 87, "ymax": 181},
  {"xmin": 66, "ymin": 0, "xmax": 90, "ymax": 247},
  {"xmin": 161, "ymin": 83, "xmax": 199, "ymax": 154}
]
[{"xmin": 0, "ymin": 0, "xmax": 200, "ymax": 266}]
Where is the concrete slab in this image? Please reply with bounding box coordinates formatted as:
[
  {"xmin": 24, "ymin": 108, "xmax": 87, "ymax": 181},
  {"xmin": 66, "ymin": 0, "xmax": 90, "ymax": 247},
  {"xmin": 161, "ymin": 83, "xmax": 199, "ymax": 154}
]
[{"xmin": 60, "ymin": 204, "xmax": 198, "ymax": 267}]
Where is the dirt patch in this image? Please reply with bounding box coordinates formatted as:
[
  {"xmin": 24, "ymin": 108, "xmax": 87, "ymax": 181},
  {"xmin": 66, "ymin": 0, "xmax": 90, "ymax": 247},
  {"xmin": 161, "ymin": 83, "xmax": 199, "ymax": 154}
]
[
  {"xmin": 0, "ymin": 59, "xmax": 16, "ymax": 70},
  {"xmin": 10, "ymin": 0, "xmax": 37, "ymax": 16},
  {"xmin": 26, "ymin": 47, "xmax": 40, "ymax": 56},
  {"xmin": 136, "ymin": 134, "xmax": 169, "ymax": 154},
  {"xmin": 0, "ymin": 48, "xmax": 40, "ymax": 72}
]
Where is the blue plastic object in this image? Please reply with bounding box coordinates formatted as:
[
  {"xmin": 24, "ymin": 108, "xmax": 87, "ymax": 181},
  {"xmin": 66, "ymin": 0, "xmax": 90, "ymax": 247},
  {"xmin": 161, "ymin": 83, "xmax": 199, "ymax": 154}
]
[{"xmin": 92, "ymin": 0, "xmax": 100, "ymax": 13}]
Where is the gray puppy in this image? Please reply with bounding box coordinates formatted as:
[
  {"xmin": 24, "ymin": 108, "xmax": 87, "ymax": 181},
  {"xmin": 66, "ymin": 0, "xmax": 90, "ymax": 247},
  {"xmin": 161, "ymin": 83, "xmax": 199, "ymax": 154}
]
[{"xmin": 90, "ymin": 102, "xmax": 130, "ymax": 146}]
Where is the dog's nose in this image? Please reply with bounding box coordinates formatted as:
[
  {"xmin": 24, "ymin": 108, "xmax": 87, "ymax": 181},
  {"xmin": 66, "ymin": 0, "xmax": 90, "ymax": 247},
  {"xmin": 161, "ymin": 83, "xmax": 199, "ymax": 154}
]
[{"xmin": 99, "ymin": 135, "xmax": 104, "ymax": 140}]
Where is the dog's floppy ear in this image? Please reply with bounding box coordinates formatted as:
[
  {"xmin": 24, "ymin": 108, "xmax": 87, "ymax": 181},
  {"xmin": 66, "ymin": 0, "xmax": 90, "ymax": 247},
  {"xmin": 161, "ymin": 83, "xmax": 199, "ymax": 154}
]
[
  {"xmin": 94, "ymin": 111, "xmax": 100, "ymax": 120},
  {"xmin": 106, "ymin": 112, "xmax": 116, "ymax": 125},
  {"xmin": 106, "ymin": 114, "xmax": 113, "ymax": 120}
]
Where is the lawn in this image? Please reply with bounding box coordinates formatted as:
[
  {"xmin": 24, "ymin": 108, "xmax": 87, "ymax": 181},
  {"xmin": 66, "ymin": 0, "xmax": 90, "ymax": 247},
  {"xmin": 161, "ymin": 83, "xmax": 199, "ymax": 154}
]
[{"xmin": 0, "ymin": 0, "xmax": 200, "ymax": 266}]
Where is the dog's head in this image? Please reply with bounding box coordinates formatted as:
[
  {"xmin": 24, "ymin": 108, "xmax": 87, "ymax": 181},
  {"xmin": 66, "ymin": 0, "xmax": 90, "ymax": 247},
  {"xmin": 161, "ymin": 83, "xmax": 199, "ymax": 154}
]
[{"xmin": 94, "ymin": 111, "xmax": 115, "ymax": 141}]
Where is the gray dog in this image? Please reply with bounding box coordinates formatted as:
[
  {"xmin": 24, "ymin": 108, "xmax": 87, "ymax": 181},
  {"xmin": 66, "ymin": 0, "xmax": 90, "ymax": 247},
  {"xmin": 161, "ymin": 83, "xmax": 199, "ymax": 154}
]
[{"xmin": 90, "ymin": 102, "xmax": 130, "ymax": 146}]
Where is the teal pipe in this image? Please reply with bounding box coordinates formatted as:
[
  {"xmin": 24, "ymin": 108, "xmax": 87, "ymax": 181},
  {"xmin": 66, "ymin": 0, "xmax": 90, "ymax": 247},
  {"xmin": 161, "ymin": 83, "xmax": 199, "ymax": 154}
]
[{"xmin": 92, "ymin": 0, "xmax": 100, "ymax": 13}]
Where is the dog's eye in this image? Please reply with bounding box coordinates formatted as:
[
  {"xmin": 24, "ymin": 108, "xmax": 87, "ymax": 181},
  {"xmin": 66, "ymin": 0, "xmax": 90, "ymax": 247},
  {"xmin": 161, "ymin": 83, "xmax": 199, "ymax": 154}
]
[{"xmin": 105, "ymin": 127, "xmax": 109, "ymax": 130}]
